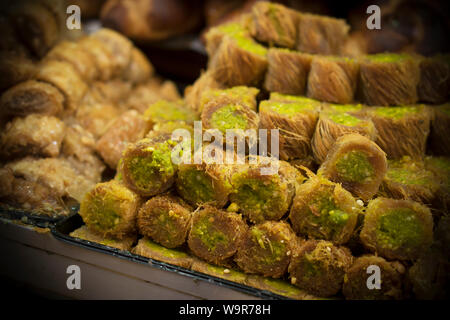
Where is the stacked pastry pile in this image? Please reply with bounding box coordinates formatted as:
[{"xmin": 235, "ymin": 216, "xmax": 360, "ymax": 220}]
[
  {"xmin": 1, "ymin": 1, "xmax": 448, "ymax": 300},
  {"xmin": 69, "ymin": 2, "xmax": 450, "ymax": 300},
  {"xmin": 0, "ymin": 28, "xmax": 181, "ymax": 215}
]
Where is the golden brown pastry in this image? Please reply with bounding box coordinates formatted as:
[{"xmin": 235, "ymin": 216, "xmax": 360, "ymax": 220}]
[
  {"xmin": 259, "ymin": 97, "xmax": 320, "ymax": 161},
  {"xmin": 137, "ymin": 194, "xmax": 192, "ymax": 248},
  {"xmin": 188, "ymin": 205, "xmax": 247, "ymax": 266},
  {"xmin": 0, "ymin": 51, "xmax": 36, "ymax": 91},
  {"xmin": 312, "ymin": 110, "xmax": 377, "ymax": 164},
  {"xmin": 235, "ymin": 221, "xmax": 297, "ymax": 278},
  {"xmin": 343, "ymin": 255, "xmax": 404, "ymax": 300},
  {"xmin": 96, "ymin": 110, "xmax": 150, "ymax": 169},
  {"xmin": 184, "ymin": 71, "xmax": 222, "ymax": 112},
  {"xmin": 35, "ymin": 60, "xmax": 88, "ymax": 112},
  {"xmin": 0, "ymin": 114, "xmax": 65, "ymax": 159},
  {"xmin": 0, "ymin": 157, "xmax": 96, "ymax": 214},
  {"xmin": 79, "ymin": 180, "xmax": 141, "ymax": 239},
  {"xmin": 122, "ymin": 47, "xmax": 154, "ymax": 84},
  {"xmin": 61, "ymin": 124, "xmax": 105, "ymax": 183},
  {"xmin": 75, "ymin": 102, "xmax": 120, "ymax": 139},
  {"xmin": 46, "ymin": 40, "xmax": 99, "ymax": 82},
  {"xmin": 366, "ymin": 105, "xmax": 431, "ymax": 160},
  {"xmin": 250, "ymin": 2, "xmax": 299, "ymax": 49},
  {"xmin": 82, "ymin": 80, "xmax": 133, "ymax": 106},
  {"xmin": 209, "ymin": 35, "xmax": 268, "ymax": 87},
  {"xmin": 8, "ymin": 0, "xmax": 60, "ymax": 58},
  {"xmin": 0, "ymin": 80, "xmax": 64, "ymax": 116},
  {"xmin": 125, "ymin": 79, "xmax": 181, "ymax": 113},
  {"xmin": 358, "ymin": 53, "xmax": 420, "ymax": 106},
  {"xmin": 417, "ymin": 55, "xmax": 450, "ymax": 104},
  {"xmin": 91, "ymin": 28, "xmax": 133, "ymax": 76},
  {"xmin": 297, "ymin": 13, "xmax": 350, "ymax": 55},
  {"xmin": 77, "ymin": 36, "xmax": 115, "ymax": 81},
  {"xmin": 288, "ymin": 240, "xmax": 353, "ymax": 297},
  {"xmin": 264, "ymin": 49, "xmax": 312, "ymax": 95},
  {"xmin": 307, "ymin": 56, "xmax": 359, "ymax": 104},
  {"xmin": 100, "ymin": 0, "xmax": 203, "ymax": 41}
]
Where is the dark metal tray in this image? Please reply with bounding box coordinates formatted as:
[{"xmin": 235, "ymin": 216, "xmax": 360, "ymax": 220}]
[
  {"xmin": 0, "ymin": 205, "xmax": 79, "ymax": 229},
  {"xmin": 51, "ymin": 213, "xmax": 291, "ymax": 300}
]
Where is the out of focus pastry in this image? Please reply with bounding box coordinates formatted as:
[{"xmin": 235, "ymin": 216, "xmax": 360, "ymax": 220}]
[{"xmin": 100, "ymin": 0, "xmax": 204, "ymax": 42}]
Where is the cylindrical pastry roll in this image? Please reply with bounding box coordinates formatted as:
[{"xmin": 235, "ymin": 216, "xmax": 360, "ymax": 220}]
[
  {"xmin": 46, "ymin": 40, "xmax": 98, "ymax": 82},
  {"xmin": 0, "ymin": 80, "xmax": 64, "ymax": 116},
  {"xmin": 201, "ymin": 94, "xmax": 259, "ymax": 136},
  {"xmin": 229, "ymin": 159, "xmax": 300, "ymax": 223},
  {"xmin": 91, "ymin": 28, "xmax": 133, "ymax": 76},
  {"xmin": 204, "ymin": 20, "xmax": 250, "ymax": 58},
  {"xmin": 122, "ymin": 47, "xmax": 154, "ymax": 84},
  {"xmin": 318, "ymin": 133, "xmax": 387, "ymax": 201},
  {"xmin": 235, "ymin": 221, "xmax": 297, "ymax": 278},
  {"xmin": 120, "ymin": 136, "xmax": 179, "ymax": 197},
  {"xmin": 35, "ymin": 60, "xmax": 88, "ymax": 112},
  {"xmin": 75, "ymin": 103, "xmax": 120, "ymax": 139},
  {"xmin": 188, "ymin": 205, "xmax": 247, "ymax": 265},
  {"xmin": 425, "ymin": 156, "xmax": 450, "ymax": 210},
  {"xmin": 288, "ymin": 240, "xmax": 353, "ymax": 297},
  {"xmin": 312, "ymin": 110, "xmax": 377, "ymax": 164},
  {"xmin": 61, "ymin": 124, "xmax": 105, "ymax": 184},
  {"xmin": 137, "ymin": 194, "xmax": 192, "ymax": 248},
  {"xmin": 8, "ymin": 1, "xmax": 60, "ymax": 58},
  {"xmin": 360, "ymin": 197, "xmax": 433, "ymax": 261},
  {"xmin": 83, "ymin": 80, "xmax": 133, "ymax": 106},
  {"xmin": 1, "ymin": 157, "xmax": 96, "ymax": 215},
  {"xmin": 343, "ymin": 255, "xmax": 404, "ymax": 300},
  {"xmin": 79, "ymin": 180, "xmax": 141, "ymax": 239},
  {"xmin": 289, "ymin": 175, "xmax": 360, "ymax": 245},
  {"xmin": 143, "ymin": 100, "xmax": 198, "ymax": 128},
  {"xmin": 176, "ymin": 160, "xmax": 232, "ymax": 208},
  {"xmin": 78, "ymin": 36, "xmax": 115, "ymax": 81},
  {"xmin": 126, "ymin": 79, "xmax": 181, "ymax": 113},
  {"xmin": 0, "ymin": 51, "xmax": 36, "ymax": 91}
]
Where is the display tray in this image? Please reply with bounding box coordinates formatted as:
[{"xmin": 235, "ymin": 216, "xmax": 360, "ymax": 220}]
[
  {"xmin": 0, "ymin": 205, "xmax": 79, "ymax": 229},
  {"xmin": 51, "ymin": 213, "xmax": 291, "ymax": 300}
]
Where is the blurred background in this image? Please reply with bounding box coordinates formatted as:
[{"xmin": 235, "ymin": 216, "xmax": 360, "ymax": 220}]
[{"xmin": 1, "ymin": 0, "xmax": 449, "ymax": 87}]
